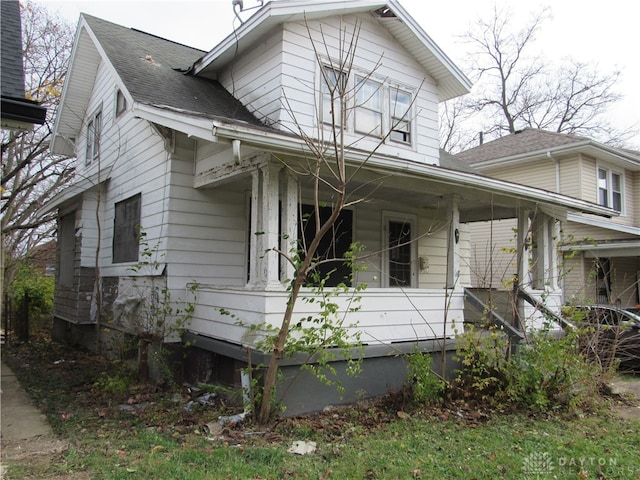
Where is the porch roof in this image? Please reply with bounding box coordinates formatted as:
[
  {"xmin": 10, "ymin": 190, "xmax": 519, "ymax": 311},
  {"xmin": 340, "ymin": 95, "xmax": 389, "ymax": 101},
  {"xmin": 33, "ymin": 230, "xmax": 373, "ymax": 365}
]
[{"xmin": 134, "ymin": 103, "xmax": 616, "ymax": 223}]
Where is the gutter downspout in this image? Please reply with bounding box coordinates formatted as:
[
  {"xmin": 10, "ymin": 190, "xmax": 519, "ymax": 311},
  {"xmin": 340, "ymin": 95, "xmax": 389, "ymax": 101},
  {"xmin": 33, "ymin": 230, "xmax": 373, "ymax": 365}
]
[
  {"xmin": 546, "ymin": 151, "xmax": 560, "ymax": 193},
  {"xmin": 547, "ymin": 150, "xmax": 564, "ymax": 303}
]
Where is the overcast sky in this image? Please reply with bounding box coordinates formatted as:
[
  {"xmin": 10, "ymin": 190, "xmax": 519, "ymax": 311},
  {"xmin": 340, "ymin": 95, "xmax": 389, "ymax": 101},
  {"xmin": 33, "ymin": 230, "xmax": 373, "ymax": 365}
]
[{"xmin": 41, "ymin": 0, "xmax": 640, "ymax": 148}]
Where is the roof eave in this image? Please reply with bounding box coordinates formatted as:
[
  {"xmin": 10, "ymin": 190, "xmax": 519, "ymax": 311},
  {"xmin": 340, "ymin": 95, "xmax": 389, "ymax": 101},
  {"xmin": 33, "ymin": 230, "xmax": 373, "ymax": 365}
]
[
  {"xmin": 472, "ymin": 141, "xmax": 640, "ymax": 172},
  {"xmin": 192, "ymin": 0, "xmax": 471, "ymax": 100},
  {"xmin": 134, "ymin": 103, "xmax": 613, "ymax": 219}
]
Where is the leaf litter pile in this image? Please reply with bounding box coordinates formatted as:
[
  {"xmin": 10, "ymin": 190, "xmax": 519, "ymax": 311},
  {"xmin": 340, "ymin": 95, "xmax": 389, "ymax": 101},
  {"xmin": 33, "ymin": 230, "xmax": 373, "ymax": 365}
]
[{"xmin": 4, "ymin": 334, "xmax": 500, "ymax": 450}]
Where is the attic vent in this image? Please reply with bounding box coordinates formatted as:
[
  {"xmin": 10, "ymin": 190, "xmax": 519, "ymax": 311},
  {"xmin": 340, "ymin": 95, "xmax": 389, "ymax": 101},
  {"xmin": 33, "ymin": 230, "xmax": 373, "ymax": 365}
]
[{"xmin": 374, "ymin": 7, "xmax": 396, "ymax": 18}]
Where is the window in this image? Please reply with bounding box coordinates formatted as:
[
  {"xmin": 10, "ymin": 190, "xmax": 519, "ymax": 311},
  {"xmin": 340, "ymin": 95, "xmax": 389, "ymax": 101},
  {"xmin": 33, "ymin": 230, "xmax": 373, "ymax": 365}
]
[
  {"xmin": 85, "ymin": 110, "xmax": 102, "ymax": 164},
  {"xmin": 390, "ymin": 89, "xmax": 411, "ymax": 144},
  {"xmin": 113, "ymin": 194, "xmax": 141, "ymax": 263},
  {"xmin": 355, "ymin": 76, "xmax": 382, "ymax": 137},
  {"xmin": 299, "ymin": 204, "xmax": 353, "ymax": 287},
  {"xmin": 58, "ymin": 212, "xmax": 76, "ymax": 286},
  {"xmin": 321, "ymin": 67, "xmax": 346, "ymax": 125},
  {"xmin": 597, "ymin": 167, "xmax": 623, "ymax": 212},
  {"xmin": 115, "ymin": 89, "xmax": 127, "ymax": 117}
]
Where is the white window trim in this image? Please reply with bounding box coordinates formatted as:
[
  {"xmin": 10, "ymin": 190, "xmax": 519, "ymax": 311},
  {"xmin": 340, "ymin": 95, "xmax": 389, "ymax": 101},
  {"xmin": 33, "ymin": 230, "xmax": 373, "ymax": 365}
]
[
  {"xmin": 85, "ymin": 107, "xmax": 102, "ymax": 165},
  {"xmin": 596, "ymin": 164, "xmax": 624, "ymax": 213},
  {"xmin": 381, "ymin": 211, "xmax": 418, "ymax": 288},
  {"xmin": 316, "ymin": 63, "xmax": 416, "ymax": 150},
  {"xmin": 115, "ymin": 88, "xmax": 127, "ymax": 118}
]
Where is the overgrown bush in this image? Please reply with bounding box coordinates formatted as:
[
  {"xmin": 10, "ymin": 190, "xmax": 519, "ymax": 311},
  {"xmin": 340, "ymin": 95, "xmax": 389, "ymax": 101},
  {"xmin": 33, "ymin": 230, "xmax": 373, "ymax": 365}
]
[
  {"xmin": 9, "ymin": 262, "xmax": 54, "ymax": 319},
  {"xmin": 405, "ymin": 349, "xmax": 446, "ymax": 406},
  {"xmin": 453, "ymin": 324, "xmax": 606, "ymax": 413}
]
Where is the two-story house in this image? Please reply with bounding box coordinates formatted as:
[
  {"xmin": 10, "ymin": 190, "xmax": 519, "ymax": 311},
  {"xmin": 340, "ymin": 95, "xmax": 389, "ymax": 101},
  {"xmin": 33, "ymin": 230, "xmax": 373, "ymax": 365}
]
[
  {"xmin": 457, "ymin": 128, "xmax": 640, "ymax": 309},
  {"xmin": 45, "ymin": 1, "xmax": 614, "ymax": 414}
]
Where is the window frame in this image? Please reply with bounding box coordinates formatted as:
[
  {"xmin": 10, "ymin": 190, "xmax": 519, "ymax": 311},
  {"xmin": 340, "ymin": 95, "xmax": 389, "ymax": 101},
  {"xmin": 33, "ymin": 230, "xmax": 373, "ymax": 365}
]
[
  {"xmin": 112, "ymin": 193, "xmax": 142, "ymax": 264},
  {"xmin": 354, "ymin": 75, "xmax": 383, "ymax": 137},
  {"xmin": 320, "ymin": 66, "xmax": 346, "ymax": 126},
  {"xmin": 115, "ymin": 89, "xmax": 127, "ymax": 117},
  {"xmin": 597, "ymin": 166, "xmax": 624, "ymax": 213},
  {"xmin": 389, "ymin": 87, "xmax": 412, "ymax": 145},
  {"xmin": 317, "ymin": 64, "xmax": 415, "ymax": 148},
  {"xmin": 85, "ymin": 108, "xmax": 102, "ymax": 165}
]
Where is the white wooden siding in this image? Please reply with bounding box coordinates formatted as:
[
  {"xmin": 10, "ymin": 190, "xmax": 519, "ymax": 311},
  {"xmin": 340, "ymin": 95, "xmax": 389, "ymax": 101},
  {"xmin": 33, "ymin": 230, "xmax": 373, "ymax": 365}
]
[
  {"xmin": 216, "ymin": 13, "xmax": 441, "ymax": 164},
  {"xmin": 190, "ymin": 287, "xmax": 464, "ymax": 347},
  {"xmin": 467, "ymin": 219, "xmax": 519, "ymax": 288}
]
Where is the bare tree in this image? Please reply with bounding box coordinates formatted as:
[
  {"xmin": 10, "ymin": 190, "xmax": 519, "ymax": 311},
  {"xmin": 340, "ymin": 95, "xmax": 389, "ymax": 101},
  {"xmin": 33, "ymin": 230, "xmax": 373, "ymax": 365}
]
[
  {"xmin": 1, "ymin": 2, "xmax": 74, "ymax": 289},
  {"xmin": 257, "ymin": 19, "xmax": 419, "ymax": 424},
  {"xmin": 440, "ymin": 4, "xmax": 631, "ymax": 152}
]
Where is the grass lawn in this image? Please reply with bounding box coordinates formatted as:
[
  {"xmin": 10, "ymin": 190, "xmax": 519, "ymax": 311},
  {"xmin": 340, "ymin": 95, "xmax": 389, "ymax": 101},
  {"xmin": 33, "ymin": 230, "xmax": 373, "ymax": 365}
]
[{"xmin": 3, "ymin": 335, "xmax": 639, "ymax": 480}]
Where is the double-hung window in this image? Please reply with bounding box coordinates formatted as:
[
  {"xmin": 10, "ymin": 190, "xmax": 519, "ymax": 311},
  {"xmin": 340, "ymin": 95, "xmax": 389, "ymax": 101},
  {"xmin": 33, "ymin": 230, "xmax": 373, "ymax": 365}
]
[
  {"xmin": 85, "ymin": 110, "xmax": 102, "ymax": 164},
  {"xmin": 355, "ymin": 76, "xmax": 382, "ymax": 137},
  {"xmin": 390, "ymin": 89, "xmax": 411, "ymax": 144},
  {"xmin": 597, "ymin": 167, "xmax": 623, "ymax": 212},
  {"xmin": 321, "ymin": 67, "xmax": 346, "ymax": 126}
]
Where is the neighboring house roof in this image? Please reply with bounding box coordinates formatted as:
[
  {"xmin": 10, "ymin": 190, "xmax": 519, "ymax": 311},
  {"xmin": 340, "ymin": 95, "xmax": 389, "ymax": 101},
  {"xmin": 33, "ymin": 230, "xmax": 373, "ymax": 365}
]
[
  {"xmin": 439, "ymin": 149, "xmax": 478, "ymax": 174},
  {"xmin": 52, "ymin": 14, "xmax": 266, "ymax": 155},
  {"xmin": 1, "ymin": 0, "xmax": 47, "ymax": 129},
  {"xmin": 456, "ymin": 128, "xmax": 640, "ymax": 172},
  {"xmin": 192, "ymin": 0, "xmax": 472, "ymax": 102}
]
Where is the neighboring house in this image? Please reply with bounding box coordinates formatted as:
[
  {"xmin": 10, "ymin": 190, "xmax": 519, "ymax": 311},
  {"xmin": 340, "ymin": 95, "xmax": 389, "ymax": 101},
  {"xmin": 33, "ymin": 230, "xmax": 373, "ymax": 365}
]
[
  {"xmin": 45, "ymin": 1, "xmax": 614, "ymax": 413},
  {"xmin": 0, "ymin": 0, "xmax": 47, "ymax": 130},
  {"xmin": 457, "ymin": 128, "xmax": 640, "ymax": 309}
]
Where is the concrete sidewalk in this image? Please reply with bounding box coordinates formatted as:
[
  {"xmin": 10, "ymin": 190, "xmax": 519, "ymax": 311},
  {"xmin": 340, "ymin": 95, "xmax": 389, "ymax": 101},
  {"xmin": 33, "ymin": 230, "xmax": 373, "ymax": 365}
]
[{"xmin": 1, "ymin": 360, "xmax": 68, "ymax": 474}]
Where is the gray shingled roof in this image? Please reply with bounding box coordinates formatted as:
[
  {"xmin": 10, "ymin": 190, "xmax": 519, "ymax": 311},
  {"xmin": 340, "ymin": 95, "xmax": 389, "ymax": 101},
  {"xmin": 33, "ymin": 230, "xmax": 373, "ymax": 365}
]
[
  {"xmin": 84, "ymin": 14, "xmax": 264, "ymax": 126},
  {"xmin": 1, "ymin": 0, "xmax": 47, "ymax": 126},
  {"xmin": 439, "ymin": 148, "xmax": 478, "ymax": 173},
  {"xmin": 456, "ymin": 128, "xmax": 589, "ymax": 164},
  {"xmin": 1, "ymin": 1, "xmax": 26, "ymax": 99}
]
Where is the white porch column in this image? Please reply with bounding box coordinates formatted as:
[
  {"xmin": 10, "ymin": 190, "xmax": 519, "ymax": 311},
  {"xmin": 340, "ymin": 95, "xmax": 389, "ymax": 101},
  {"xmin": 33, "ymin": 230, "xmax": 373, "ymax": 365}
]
[
  {"xmin": 260, "ymin": 163, "xmax": 282, "ymax": 286},
  {"xmin": 280, "ymin": 171, "xmax": 298, "ymax": 284},
  {"xmin": 516, "ymin": 209, "xmax": 531, "ymax": 287},
  {"xmin": 248, "ymin": 170, "xmax": 260, "ymax": 285},
  {"xmin": 447, "ymin": 195, "xmax": 461, "ymax": 288}
]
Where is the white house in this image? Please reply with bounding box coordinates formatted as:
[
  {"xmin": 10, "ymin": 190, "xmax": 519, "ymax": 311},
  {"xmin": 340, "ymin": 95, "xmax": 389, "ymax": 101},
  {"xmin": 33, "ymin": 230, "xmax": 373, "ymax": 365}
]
[{"xmin": 46, "ymin": 0, "xmax": 614, "ymax": 414}]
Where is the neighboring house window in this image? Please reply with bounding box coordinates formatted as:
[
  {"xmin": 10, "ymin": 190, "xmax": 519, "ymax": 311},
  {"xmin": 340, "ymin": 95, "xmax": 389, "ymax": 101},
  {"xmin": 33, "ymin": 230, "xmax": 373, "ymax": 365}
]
[
  {"xmin": 58, "ymin": 212, "xmax": 76, "ymax": 286},
  {"xmin": 597, "ymin": 167, "xmax": 623, "ymax": 212},
  {"xmin": 390, "ymin": 88, "xmax": 411, "ymax": 144},
  {"xmin": 321, "ymin": 67, "xmax": 346, "ymax": 126},
  {"xmin": 355, "ymin": 76, "xmax": 382, "ymax": 137},
  {"xmin": 299, "ymin": 204, "xmax": 353, "ymax": 287},
  {"xmin": 85, "ymin": 109, "xmax": 102, "ymax": 164},
  {"xmin": 383, "ymin": 213, "xmax": 416, "ymax": 287},
  {"xmin": 113, "ymin": 194, "xmax": 141, "ymax": 263},
  {"xmin": 115, "ymin": 89, "xmax": 126, "ymax": 117}
]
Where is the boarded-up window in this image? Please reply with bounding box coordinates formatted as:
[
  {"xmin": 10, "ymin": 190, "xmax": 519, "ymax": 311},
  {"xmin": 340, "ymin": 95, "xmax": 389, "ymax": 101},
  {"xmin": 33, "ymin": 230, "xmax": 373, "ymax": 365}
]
[
  {"xmin": 299, "ymin": 204, "xmax": 353, "ymax": 287},
  {"xmin": 113, "ymin": 194, "xmax": 141, "ymax": 263},
  {"xmin": 58, "ymin": 212, "xmax": 76, "ymax": 286}
]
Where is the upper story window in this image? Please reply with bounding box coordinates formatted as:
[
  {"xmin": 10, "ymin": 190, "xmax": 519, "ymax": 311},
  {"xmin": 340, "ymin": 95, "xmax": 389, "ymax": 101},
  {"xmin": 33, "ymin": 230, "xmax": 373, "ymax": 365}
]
[
  {"xmin": 390, "ymin": 89, "xmax": 411, "ymax": 144},
  {"xmin": 355, "ymin": 76, "xmax": 382, "ymax": 137},
  {"xmin": 319, "ymin": 66, "xmax": 414, "ymax": 147},
  {"xmin": 85, "ymin": 109, "xmax": 102, "ymax": 165},
  {"xmin": 115, "ymin": 89, "xmax": 127, "ymax": 117},
  {"xmin": 320, "ymin": 67, "xmax": 346, "ymax": 126},
  {"xmin": 597, "ymin": 167, "xmax": 623, "ymax": 212}
]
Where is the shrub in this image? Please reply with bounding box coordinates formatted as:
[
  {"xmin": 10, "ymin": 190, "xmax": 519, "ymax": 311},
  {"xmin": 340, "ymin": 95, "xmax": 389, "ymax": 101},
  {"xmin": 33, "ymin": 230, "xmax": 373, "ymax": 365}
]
[
  {"xmin": 454, "ymin": 324, "xmax": 605, "ymax": 413},
  {"xmin": 405, "ymin": 349, "xmax": 446, "ymax": 406}
]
